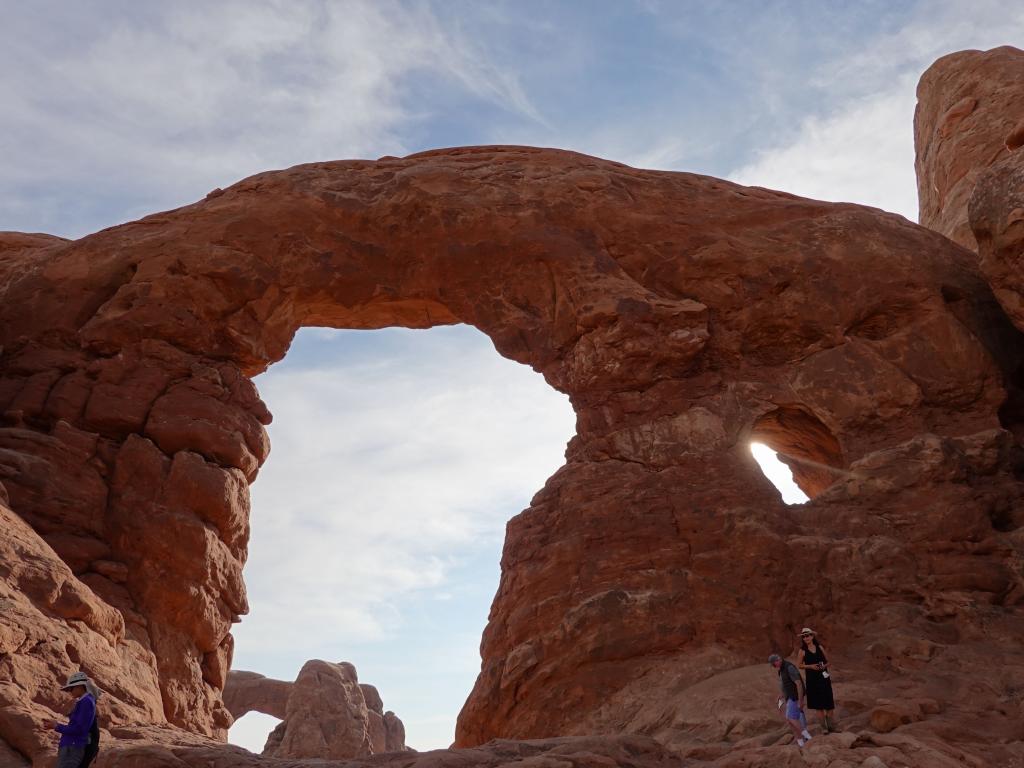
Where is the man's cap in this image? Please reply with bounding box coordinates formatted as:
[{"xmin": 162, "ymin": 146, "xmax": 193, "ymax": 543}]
[
  {"xmin": 767, "ymin": 654, "xmax": 781, "ymax": 664},
  {"xmin": 61, "ymin": 671, "xmax": 90, "ymax": 690}
]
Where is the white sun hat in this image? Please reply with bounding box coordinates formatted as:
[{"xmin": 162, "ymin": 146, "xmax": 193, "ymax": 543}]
[{"xmin": 61, "ymin": 671, "xmax": 91, "ymax": 690}]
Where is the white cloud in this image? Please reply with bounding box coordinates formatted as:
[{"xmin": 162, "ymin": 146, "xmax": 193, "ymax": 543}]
[
  {"xmin": 228, "ymin": 326, "xmax": 574, "ymax": 750},
  {"xmin": 729, "ymin": 1, "xmax": 1024, "ymax": 219},
  {"xmin": 730, "ymin": 78, "xmax": 919, "ymax": 218},
  {"xmin": 235, "ymin": 326, "xmax": 574, "ymax": 652},
  {"xmin": 0, "ymin": 0, "xmax": 541, "ymax": 237}
]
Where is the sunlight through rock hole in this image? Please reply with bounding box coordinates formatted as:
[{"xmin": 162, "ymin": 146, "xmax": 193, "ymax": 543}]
[
  {"xmin": 749, "ymin": 406, "xmax": 844, "ymax": 500},
  {"xmin": 749, "ymin": 443, "xmax": 810, "ymax": 504},
  {"xmin": 226, "ymin": 325, "xmax": 576, "ymax": 754}
]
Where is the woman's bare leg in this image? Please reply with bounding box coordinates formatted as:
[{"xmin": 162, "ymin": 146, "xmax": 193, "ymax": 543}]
[{"xmin": 813, "ymin": 710, "xmax": 827, "ymax": 732}]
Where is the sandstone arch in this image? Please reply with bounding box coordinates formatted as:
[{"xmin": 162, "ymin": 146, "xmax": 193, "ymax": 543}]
[{"xmin": 1, "ymin": 145, "xmax": 1023, "ymax": 765}]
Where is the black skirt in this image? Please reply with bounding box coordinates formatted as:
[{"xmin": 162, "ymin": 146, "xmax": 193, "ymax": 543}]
[
  {"xmin": 805, "ymin": 668, "xmax": 834, "ymax": 710},
  {"xmin": 802, "ymin": 645, "xmax": 835, "ymax": 710}
]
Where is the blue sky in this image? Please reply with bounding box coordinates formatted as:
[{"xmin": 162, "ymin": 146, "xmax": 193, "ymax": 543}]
[
  {"xmin": 235, "ymin": 326, "xmax": 575, "ymax": 751},
  {"xmin": 12, "ymin": 0, "xmax": 1020, "ymax": 239},
  {"xmin": 3, "ymin": 0, "xmax": 1022, "ymax": 753}
]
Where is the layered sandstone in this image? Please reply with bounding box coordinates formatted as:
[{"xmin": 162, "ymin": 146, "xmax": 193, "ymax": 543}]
[
  {"xmin": 0, "ymin": 98, "xmax": 1023, "ymax": 767},
  {"xmin": 225, "ymin": 662, "xmax": 407, "ymax": 757}
]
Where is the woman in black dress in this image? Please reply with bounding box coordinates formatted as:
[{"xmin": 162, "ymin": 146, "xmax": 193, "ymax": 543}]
[{"xmin": 797, "ymin": 627, "xmax": 836, "ymax": 733}]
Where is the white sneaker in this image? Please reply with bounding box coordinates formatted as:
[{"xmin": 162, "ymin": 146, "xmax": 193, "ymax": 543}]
[
  {"xmin": 801, "ymin": 730, "xmax": 813, "ymax": 740},
  {"xmin": 796, "ymin": 738, "xmax": 806, "ymax": 747}
]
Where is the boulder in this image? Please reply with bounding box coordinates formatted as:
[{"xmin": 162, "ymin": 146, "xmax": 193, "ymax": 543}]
[{"xmin": 262, "ymin": 660, "xmax": 371, "ymax": 760}]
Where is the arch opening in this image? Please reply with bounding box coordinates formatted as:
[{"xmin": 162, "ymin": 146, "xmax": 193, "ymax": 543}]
[
  {"xmin": 749, "ymin": 406, "xmax": 844, "ymax": 500},
  {"xmin": 228, "ymin": 712, "xmax": 282, "ymax": 755},
  {"xmin": 228, "ymin": 324, "xmax": 576, "ymax": 752}
]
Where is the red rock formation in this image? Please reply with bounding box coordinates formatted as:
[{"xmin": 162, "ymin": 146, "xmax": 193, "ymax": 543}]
[
  {"xmin": 0, "ymin": 501, "xmax": 164, "ymax": 765},
  {"xmin": 915, "ymin": 45, "xmax": 1024, "ymax": 250},
  {"xmin": 359, "ymin": 684, "xmax": 406, "ymax": 754},
  {"xmin": 915, "ymin": 45, "xmax": 1024, "ymax": 439},
  {"xmin": 1, "ymin": 129, "xmax": 1023, "ymax": 767},
  {"xmin": 222, "ymin": 671, "xmax": 290, "ymax": 721},
  {"xmin": 970, "ymin": 137, "xmax": 1024, "ymax": 333},
  {"xmin": 223, "ymin": 663, "xmax": 408, "ymax": 757},
  {"xmin": 263, "ymin": 661, "xmax": 371, "ymax": 759},
  {"xmin": 382, "ymin": 711, "xmax": 406, "ymax": 754}
]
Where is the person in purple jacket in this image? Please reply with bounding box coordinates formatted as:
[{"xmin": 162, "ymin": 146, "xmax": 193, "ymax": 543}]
[{"xmin": 49, "ymin": 671, "xmax": 96, "ymax": 768}]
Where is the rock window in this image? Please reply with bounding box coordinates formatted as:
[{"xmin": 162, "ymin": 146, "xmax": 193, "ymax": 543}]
[{"xmin": 749, "ymin": 406, "xmax": 844, "ymax": 501}]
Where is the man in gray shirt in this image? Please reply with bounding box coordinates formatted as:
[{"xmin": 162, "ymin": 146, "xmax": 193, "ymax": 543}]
[{"xmin": 769, "ymin": 654, "xmax": 814, "ymax": 746}]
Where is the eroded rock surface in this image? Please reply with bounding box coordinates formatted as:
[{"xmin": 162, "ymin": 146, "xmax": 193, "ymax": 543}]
[
  {"xmin": 223, "ymin": 672, "xmax": 290, "ymax": 721},
  {"xmin": 0, "ymin": 501, "xmax": 163, "ymax": 766},
  {"xmin": 970, "ymin": 138, "xmax": 1024, "ymax": 334},
  {"xmin": 915, "ymin": 45, "xmax": 1024, "ymax": 434},
  {"xmin": 224, "ymin": 662, "xmax": 407, "ymax": 758},
  {"xmin": 263, "ymin": 661, "xmax": 370, "ymax": 759},
  {"xmin": 1, "ymin": 114, "xmax": 1024, "ymax": 766},
  {"xmin": 915, "ymin": 45, "xmax": 1024, "ymax": 250}
]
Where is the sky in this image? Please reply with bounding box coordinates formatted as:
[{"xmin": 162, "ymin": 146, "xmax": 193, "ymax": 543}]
[
  {"xmin": 233, "ymin": 326, "xmax": 575, "ymax": 751},
  {"xmin": 3, "ymin": 0, "xmax": 1022, "ymax": 753}
]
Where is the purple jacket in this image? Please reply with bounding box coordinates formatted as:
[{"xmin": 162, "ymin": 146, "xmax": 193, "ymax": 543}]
[{"xmin": 55, "ymin": 693, "xmax": 95, "ymax": 748}]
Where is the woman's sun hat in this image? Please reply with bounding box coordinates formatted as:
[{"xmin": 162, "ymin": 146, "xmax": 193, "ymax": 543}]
[
  {"xmin": 61, "ymin": 671, "xmax": 91, "ymax": 690},
  {"xmin": 798, "ymin": 627, "xmax": 815, "ymax": 636}
]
